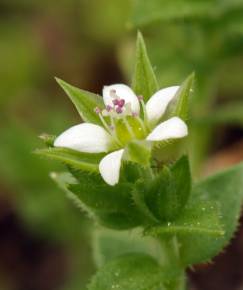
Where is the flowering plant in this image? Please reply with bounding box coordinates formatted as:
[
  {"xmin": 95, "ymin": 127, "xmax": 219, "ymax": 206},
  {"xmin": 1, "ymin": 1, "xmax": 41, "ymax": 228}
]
[{"xmin": 36, "ymin": 33, "xmax": 243, "ymax": 290}]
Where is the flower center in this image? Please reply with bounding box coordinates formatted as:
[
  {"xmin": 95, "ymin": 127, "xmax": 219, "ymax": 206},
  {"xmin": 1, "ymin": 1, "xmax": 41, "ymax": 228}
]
[{"xmin": 94, "ymin": 89, "xmax": 147, "ymax": 147}]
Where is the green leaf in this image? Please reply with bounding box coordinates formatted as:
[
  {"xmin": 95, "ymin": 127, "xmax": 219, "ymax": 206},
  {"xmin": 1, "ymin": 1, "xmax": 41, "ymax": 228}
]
[
  {"xmin": 50, "ymin": 171, "xmax": 96, "ymax": 219},
  {"xmin": 176, "ymin": 163, "xmax": 243, "ymax": 266},
  {"xmin": 92, "ymin": 228, "xmax": 164, "ymax": 268},
  {"xmin": 88, "ymin": 254, "xmax": 164, "ymax": 290},
  {"xmin": 132, "ymin": 179, "xmax": 159, "ymax": 223},
  {"xmin": 35, "ymin": 147, "xmax": 104, "ymax": 173},
  {"xmin": 69, "ymin": 182, "xmax": 131, "ymax": 213},
  {"xmin": 173, "ymin": 73, "xmax": 195, "ymax": 121},
  {"xmin": 56, "ymin": 78, "xmax": 104, "ymax": 125},
  {"xmin": 125, "ymin": 140, "xmax": 151, "ymax": 166},
  {"xmin": 132, "ymin": 32, "xmax": 158, "ymax": 102},
  {"xmin": 146, "ymin": 201, "xmax": 223, "ymax": 237},
  {"xmin": 69, "ymin": 177, "xmax": 142, "ymax": 230},
  {"xmin": 147, "ymin": 156, "xmax": 191, "ymax": 221}
]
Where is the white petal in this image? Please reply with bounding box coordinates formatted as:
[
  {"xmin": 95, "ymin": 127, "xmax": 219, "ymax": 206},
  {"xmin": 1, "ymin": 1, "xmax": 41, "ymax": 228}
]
[
  {"xmin": 146, "ymin": 117, "xmax": 188, "ymax": 141},
  {"xmin": 103, "ymin": 84, "xmax": 140, "ymax": 114},
  {"xmin": 99, "ymin": 149, "xmax": 124, "ymax": 186},
  {"xmin": 145, "ymin": 86, "xmax": 179, "ymax": 125},
  {"xmin": 54, "ymin": 123, "xmax": 113, "ymax": 153}
]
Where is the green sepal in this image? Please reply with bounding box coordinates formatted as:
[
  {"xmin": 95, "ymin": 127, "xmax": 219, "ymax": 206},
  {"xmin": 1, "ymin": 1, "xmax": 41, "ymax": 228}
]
[
  {"xmin": 87, "ymin": 254, "xmax": 164, "ymax": 290},
  {"xmin": 35, "ymin": 147, "xmax": 104, "ymax": 173},
  {"xmin": 56, "ymin": 78, "xmax": 104, "ymax": 125},
  {"xmin": 172, "ymin": 72, "xmax": 195, "ymax": 121},
  {"xmin": 146, "ymin": 155, "xmax": 191, "ymax": 221},
  {"xmin": 132, "ymin": 32, "xmax": 158, "ymax": 102},
  {"xmin": 124, "ymin": 140, "xmax": 152, "ymax": 166}
]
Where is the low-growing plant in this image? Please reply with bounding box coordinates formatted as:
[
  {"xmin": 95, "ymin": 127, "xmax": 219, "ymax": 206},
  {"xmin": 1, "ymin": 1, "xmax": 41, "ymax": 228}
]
[{"xmin": 36, "ymin": 33, "xmax": 243, "ymax": 290}]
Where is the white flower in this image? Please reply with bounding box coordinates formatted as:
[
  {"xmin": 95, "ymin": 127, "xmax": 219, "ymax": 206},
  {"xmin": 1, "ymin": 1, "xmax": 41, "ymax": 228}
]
[{"xmin": 54, "ymin": 84, "xmax": 188, "ymax": 186}]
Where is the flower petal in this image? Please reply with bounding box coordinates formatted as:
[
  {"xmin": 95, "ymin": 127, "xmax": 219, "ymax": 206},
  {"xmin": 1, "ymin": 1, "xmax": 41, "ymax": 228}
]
[
  {"xmin": 145, "ymin": 86, "xmax": 179, "ymax": 125},
  {"xmin": 103, "ymin": 84, "xmax": 140, "ymax": 114},
  {"xmin": 54, "ymin": 123, "xmax": 113, "ymax": 153},
  {"xmin": 146, "ymin": 117, "xmax": 188, "ymax": 141},
  {"xmin": 99, "ymin": 149, "xmax": 124, "ymax": 186}
]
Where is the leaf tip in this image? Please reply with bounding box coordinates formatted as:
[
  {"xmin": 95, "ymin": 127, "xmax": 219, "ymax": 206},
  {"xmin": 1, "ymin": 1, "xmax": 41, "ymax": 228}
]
[
  {"xmin": 136, "ymin": 30, "xmax": 145, "ymax": 46},
  {"xmin": 39, "ymin": 133, "xmax": 55, "ymax": 147},
  {"xmin": 55, "ymin": 77, "xmax": 68, "ymax": 91}
]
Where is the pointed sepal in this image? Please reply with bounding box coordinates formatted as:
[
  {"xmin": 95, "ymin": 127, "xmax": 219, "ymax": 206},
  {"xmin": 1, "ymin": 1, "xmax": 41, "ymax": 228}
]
[
  {"xmin": 56, "ymin": 78, "xmax": 104, "ymax": 125},
  {"xmin": 132, "ymin": 32, "xmax": 158, "ymax": 102},
  {"xmin": 172, "ymin": 72, "xmax": 195, "ymax": 121}
]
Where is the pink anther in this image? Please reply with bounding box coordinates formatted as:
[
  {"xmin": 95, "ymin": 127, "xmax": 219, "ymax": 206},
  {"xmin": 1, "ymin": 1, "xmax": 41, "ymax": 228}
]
[
  {"xmin": 116, "ymin": 107, "xmax": 123, "ymax": 114},
  {"xmin": 106, "ymin": 105, "xmax": 113, "ymax": 112},
  {"xmin": 94, "ymin": 107, "xmax": 101, "ymax": 114},
  {"xmin": 117, "ymin": 99, "xmax": 125, "ymax": 107},
  {"xmin": 112, "ymin": 99, "xmax": 119, "ymax": 106}
]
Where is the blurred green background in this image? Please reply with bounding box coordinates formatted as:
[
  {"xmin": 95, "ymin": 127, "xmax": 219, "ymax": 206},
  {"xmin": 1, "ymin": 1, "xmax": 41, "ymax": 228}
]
[{"xmin": 0, "ymin": 1, "xmax": 243, "ymax": 290}]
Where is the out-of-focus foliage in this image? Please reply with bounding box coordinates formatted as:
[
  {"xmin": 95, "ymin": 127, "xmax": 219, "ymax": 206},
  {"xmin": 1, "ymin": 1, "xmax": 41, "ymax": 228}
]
[
  {"xmin": 1, "ymin": 0, "xmax": 243, "ymax": 289},
  {"xmin": 123, "ymin": 0, "xmax": 243, "ymax": 172},
  {"xmin": 0, "ymin": 0, "xmax": 130, "ymax": 289}
]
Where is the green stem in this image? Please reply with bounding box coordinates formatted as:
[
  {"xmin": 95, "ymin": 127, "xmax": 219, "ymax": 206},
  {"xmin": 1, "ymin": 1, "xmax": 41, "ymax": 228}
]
[{"xmin": 158, "ymin": 236, "xmax": 186, "ymax": 290}]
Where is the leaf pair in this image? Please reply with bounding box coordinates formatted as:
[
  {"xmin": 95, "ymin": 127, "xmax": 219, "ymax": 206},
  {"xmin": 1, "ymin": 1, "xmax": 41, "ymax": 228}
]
[
  {"xmin": 147, "ymin": 163, "xmax": 243, "ymax": 266},
  {"xmin": 91, "ymin": 162, "xmax": 243, "ymax": 288}
]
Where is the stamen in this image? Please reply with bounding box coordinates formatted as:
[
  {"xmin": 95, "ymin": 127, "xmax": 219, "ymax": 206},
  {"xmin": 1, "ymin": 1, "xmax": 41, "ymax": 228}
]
[
  {"xmin": 99, "ymin": 113, "xmax": 122, "ymax": 146},
  {"xmin": 112, "ymin": 99, "xmax": 119, "ymax": 106},
  {"xmin": 98, "ymin": 113, "xmax": 112, "ymax": 134},
  {"xmin": 110, "ymin": 115, "xmax": 123, "ymax": 146},
  {"xmin": 116, "ymin": 106, "xmax": 123, "ymax": 114},
  {"xmin": 117, "ymin": 99, "xmax": 125, "ymax": 107},
  {"xmin": 106, "ymin": 105, "xmax": 113, "ymax": 112}
]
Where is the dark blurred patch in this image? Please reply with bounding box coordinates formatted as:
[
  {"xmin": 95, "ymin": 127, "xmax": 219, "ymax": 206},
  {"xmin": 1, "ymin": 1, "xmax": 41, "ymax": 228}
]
[
  {"xmin": 0, "ymin": 192, "xmax": 69, "ymax": 290},
  {"xmin": 189, "ymin": 215, "xmax": 243, "ymax": 290}
]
